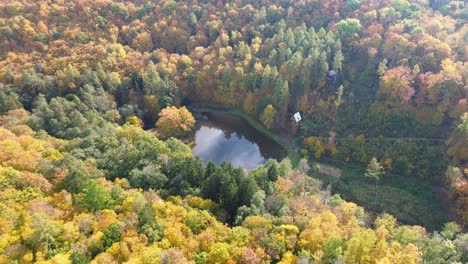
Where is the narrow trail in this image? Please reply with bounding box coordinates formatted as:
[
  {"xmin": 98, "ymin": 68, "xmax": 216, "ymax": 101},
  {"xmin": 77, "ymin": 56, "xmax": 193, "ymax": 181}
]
[{"xmin": 313, "ymin": 136, "xmax": 445, "ymax": 142}]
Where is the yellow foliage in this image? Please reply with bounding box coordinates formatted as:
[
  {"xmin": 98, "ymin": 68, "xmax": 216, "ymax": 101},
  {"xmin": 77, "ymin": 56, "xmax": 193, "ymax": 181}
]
[
  {"xmin": 0, "ymin": 233, "xmax": 21, "ymax": 253},
  {"xmin": 154, "ymin": 200, "xmax": 188, "ymax": 221},
  {"xmin": 0, "ymin": 127, "xmax": 61, "ymax": 172},
  {"xmin": 299, "ymin": 211, "xmax": 343, "ymax": 253},
  {"xmin": 156, "ymin": 106, "xmax": 195, "ymax": 139},
  {"xmin": 260, "ymin": 104, "xmax": 276, "ymax": 129},
  {"xmin": 278, "ymin": 251, "xmax": 297, "ymax": 264},
  {"xmin": 91, "ymin": 252, "xmax": 118, "ymax": 264},
  {"xmin": 36, "ymin": 253, "xmax": 71, "ymax": 264},
  {"xmin": 243, "ymin": 92, "xmax": 256, "ymax": 114},
  {"xmin": 62, "ymin": 221, "xmax": 80, "ymax": 242},
  {"xmin": 276, "ymin": 225, "xmax": 299, "ymax": 235},
  {"xmin": 206, "ymin": 242, "xmax": 231, "ymax": 264},
  {"xmin": 93, "ymin": 209, "xmax": 117, "ymax": 231},
  {"xmin": 139, "ymin": 244, "xmax": 163, "ymax": 264},
  {"xmin": 343, "ymin": 229, "xmax": 378, "ymax": 264},
  {"xmin": 242, "ymin": 216, "xmax": 273, "ymax": 231},
  {"xmin": 125, "ymin": 116, "xmax": 144, "ymax": 128},
  {"xmin": 161, "ymin": 224, "xmax": 189, "ymax": 248},
  {"xmin": 186, "ymin": 196, "xmax": 218, "ymax": 211},
  {"xmin": 120, "ymin": 191, "xmax": 146, "ymax": 214}
]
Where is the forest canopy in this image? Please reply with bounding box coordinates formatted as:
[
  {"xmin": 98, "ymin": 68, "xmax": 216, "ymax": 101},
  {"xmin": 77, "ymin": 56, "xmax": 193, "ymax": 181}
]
[{"xmin": 0, "ymin": 0, "xmax": 467, "ymax": 263}]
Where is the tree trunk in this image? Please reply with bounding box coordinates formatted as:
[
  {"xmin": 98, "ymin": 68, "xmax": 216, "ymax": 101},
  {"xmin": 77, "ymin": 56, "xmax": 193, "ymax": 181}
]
[
  {"xmin": 32, "ymin": 248, "xmax": 37, "ymax": 263},
  {"xmin": 375, "ymin": 179, "xmax": 379, "ymax": 208}
]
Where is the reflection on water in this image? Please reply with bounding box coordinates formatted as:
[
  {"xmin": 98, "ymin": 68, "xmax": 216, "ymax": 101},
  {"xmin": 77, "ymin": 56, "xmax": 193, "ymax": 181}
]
[{"xmin": 192, "ymin": 112, "xmax": 287, "ymax": 170}]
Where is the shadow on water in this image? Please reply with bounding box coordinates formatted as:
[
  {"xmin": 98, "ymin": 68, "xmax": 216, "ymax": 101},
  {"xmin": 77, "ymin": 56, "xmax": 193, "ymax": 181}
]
[{"xmin": 193, "ymin": 112, "xmax": 288, "ymax": 170}]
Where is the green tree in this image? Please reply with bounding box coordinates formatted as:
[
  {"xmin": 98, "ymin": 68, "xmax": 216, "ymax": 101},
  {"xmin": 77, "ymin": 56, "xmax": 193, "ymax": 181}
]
[
  {"xmin": 365, "ymin": 157, "xmax": 384, "ymax": 206},
  {"xmin": 441, "ymin": 222, "xmax": 462, "ymax": 240},
  {"xmin": 267, "ymin": 160, "xmax": 280, "ymax": 182},
  {"xmin": 336, "ymin": 18, "xmax": 362, "ymax": 38},
  {"xmin": 202, "ymin": 164, "xmax": 239, "ymax": 218},
  {"xmin": 143, "ymin": 61, "xmax": 161, "ymax": 95},
  {"xmin": 333, "ymin": 50, "xmax": 344, "ymax": 70},
  {"xmin": 24, "ymin": 213, "xmax": 62, "ymax": 262},
  {"xmin": 71, "ymin": 251, "xmax": 89, "ymax": 264},
  {"xmin": 273, "ymin": 79, "xmax": 289, "ymax": 109},
  {"xmin": 0, "ymin": 90, "xmax": 22, "ymax": 114},
  {"xmin": 238, "ymin": 176, "xmax": 259, "ymax": 206},
  {"xmin": 336, "ymin": 85, "xmax": 344, "ymax": 107},
  {"xmin": 377, "ymin": 59, "xmax": 388, "ymax": 76},
  {"xmin": 260, "ymin": 104, "xmax": 276, "ymax": 129},
  {"xmin": 102, "ymin": 222, "xmax": 121, "ymax": 249},
  {"xmin": 78, "ymin": 180, "xmax": 114, "ymax": 212},
  {"xmin": 322, "ymin": 236, "xmax": 346, "ymax": 263}
]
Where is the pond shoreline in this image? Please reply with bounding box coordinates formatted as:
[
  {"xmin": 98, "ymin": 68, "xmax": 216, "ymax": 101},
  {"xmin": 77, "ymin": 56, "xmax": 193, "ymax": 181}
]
[
  {"xmin": 188, "ymin": 103, "xmax": 301, "ymax": 166},
  {"xmin": 191, "ymin": 110, "xmax": 288, "ymax": 169}
]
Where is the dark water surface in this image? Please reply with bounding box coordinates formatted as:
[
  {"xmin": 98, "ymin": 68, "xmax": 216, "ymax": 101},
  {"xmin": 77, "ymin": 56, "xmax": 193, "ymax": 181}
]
[{"xmin": 192, "ymin": 112, "xmax": 287, "ymax": 170}]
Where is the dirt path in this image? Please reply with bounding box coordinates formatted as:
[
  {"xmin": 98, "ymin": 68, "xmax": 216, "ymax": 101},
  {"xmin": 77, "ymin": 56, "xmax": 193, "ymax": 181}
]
[{"xmin": 317, "ymin": 163, "xmax": 342, "ymax": 178}]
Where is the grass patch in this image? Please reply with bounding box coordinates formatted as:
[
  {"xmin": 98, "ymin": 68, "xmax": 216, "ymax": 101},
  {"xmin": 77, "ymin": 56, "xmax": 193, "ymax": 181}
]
[{"xmin": 310, "ymin": 158, "xmax": 448, "ymax": 230}]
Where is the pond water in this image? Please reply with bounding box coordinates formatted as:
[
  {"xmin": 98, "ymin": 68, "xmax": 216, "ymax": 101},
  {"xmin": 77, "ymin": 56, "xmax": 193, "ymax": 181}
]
[{"xmin": 192, "ymin": 112, "xmax": 288, "ymax": 170}]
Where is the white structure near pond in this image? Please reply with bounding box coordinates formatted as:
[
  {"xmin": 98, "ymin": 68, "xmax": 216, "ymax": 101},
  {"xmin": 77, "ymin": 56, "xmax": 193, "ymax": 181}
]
[{"xmin": 293, "ymin": 112, "xmax": 302, "ymax": 123}]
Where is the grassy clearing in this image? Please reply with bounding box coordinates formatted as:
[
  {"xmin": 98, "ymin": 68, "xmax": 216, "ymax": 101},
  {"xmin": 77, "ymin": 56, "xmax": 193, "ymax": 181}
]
[
  {"xmin": 317, "ymin": 163, "xmax": 342, "ymax": 177},
  {"xmin": 310, "ymin": 158, "xmax": 448, "ymax": 230}
]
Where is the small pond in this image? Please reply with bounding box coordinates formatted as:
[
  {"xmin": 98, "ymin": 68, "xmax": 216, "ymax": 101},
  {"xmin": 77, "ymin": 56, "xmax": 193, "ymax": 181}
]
[{"xmin": 192, "ymin": 112, "xmax": 288, "ymax": 170}]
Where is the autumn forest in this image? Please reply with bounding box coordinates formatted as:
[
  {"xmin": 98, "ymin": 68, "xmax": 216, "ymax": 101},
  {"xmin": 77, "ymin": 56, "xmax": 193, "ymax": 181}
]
[{"xmin": 0, "ymin": 0, "xmax": 467, "ymax": 263}]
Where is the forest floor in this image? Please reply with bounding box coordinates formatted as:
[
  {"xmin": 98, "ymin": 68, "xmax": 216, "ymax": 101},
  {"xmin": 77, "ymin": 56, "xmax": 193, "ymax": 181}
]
[{"xmin": 189, "ymin": 103, "xmax": 449, "ymax": 230}]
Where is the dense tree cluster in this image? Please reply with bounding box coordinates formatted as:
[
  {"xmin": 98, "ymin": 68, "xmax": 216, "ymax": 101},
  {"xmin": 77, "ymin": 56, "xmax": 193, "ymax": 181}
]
[
  {"xmin": 0, "ymin": 0, "xmax": 467, "ymax": 262},
  {"xmin": 1, "ymin": 112, "xmax": 467, "ymax": 263},
  {"xmin": 0, "ymin": 0, "xmax": 464, "ymax": 184}
]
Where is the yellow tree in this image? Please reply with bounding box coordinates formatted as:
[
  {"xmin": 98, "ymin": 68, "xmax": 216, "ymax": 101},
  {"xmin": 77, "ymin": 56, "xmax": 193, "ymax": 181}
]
[
  {"xmin": 243, "ymin": 92, "xmax": 256, "ymax": 114},
  {"xmin": 125, "ymin": 116, "xmax": 143, "ymax": 128},
  {"xmin": 156, "ymin": 106, "xmax": 195, "ymax": 139},
  {"xmin": 343, "ymin": 229, "xmax": 378, "ymax": 264},
  {"xmin": 206, "ymin": 242, "xmax": 231, "ymax": 264},
  {"xmin": 260, "ymin": 104, "xmax": 276, "ymax": 129},
  {"xmin": 132, "ymin": 32, "xmax": 154, "ymax": 52}
]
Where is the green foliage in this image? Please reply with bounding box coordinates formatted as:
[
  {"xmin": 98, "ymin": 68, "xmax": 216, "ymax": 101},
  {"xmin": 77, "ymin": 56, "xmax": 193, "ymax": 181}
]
[
  {"xmin": 102, "ymin": 222, "xmax": 121, "ymax": 249},
  {"xmin": 24, "ymin": 213, "xmax": 63, "ymax": 261},
  {"xmin": 0, "ymin": 90, "xmax": 22, "ymax": 114},
  {"xmin": 365, "ymin": 157, "xmax": 384, "ymax": 180},
  {"xmin": 71, "ymin": 251, "xmax": 89, "ymax": 264},
  {"xmin": 442, "ymin": 222, "xmax": 462, "ymax": 240},
  {"xmin": 336, "ymin": 18, "xmax": 362, "ymax": 37},
  {"xmin": 77, "ymin": 180, "xmax": 114, "ymax": 212},
  {"xmin": 346, "ymin": 0, "xmax": 362, "ymax": 11},
  {"xmin": 323, "ymin": 236, "xmax": 346, "ymax": 263},
  {"xmin": 260, "ymin": 104, "xmax": 276, "ymax": 129}
]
